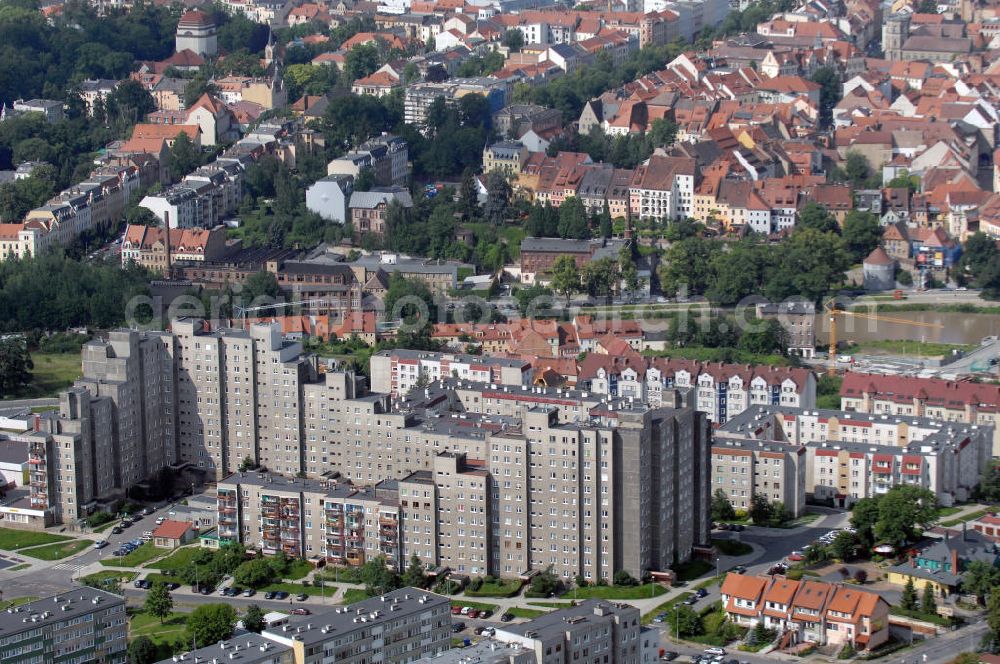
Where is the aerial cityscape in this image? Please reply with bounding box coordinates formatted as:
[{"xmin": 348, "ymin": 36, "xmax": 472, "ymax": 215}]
[{"xmin": 0, "ymin": 0, "xmax": 999, "ymax": 662}]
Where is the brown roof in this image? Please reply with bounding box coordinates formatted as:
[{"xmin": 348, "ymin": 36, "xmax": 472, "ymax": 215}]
[
  {"xmin": 178, "ymin": 9, "xmax": 215, "ymax": 27},
  {"xmin": 153, "ymin": 519, "xmax": 192, "ymax": 540},
  {"xmin": 863, "ymin": 246, "xmax": 894, "ymax": 266}
]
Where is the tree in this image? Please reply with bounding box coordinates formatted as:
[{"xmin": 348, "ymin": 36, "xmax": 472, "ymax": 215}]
[
  {"xmin": 829, "ymin": 531, "xmax": 860, "ymax": 561},
  {"xmin": 529, "ymin": 565, "xmax": 561, "ymax": 596},
  {"xmin": 503, "ymin": 29, "xmax": 525, "ymax": 52},
  {"xmin": 922, "ymin": 582, "xmax": 937, "ymax": 615},
  {"xmin": 582, "ymin": 257, "xmax": 619, "ymax": 299},
  {"xmin": 459, "ymin": 169, "xmax": 480, "ymax": 220},
  {"xmin": 901, "ymin": 577, "xmax": 919, "ymax": 611},
  {"xmin": 963, "ymin": 560, "xmax": 1000, "ymax": 604},
  {"xmin": 361, "ymin": 556, "xmax": 400, "ymax": 595},
  {"xmin": 144, "ymin": 582, "xmax": 173, "ymax": 623},
  {"xmin": 658, "ymin": 236, "xmax": 719, "ymax": 296},
  {"xmin": 243, "ymin": 270, "xmax": 280, "ymax": 301},
  {"xmin": 557, "ymin": 196, "xmax": 590, "ymax": 239},
  {"xmin": 738, "ymin": 319, "xmax": 787, "ymax": 356},
  {"xmin": 711, "ymin": 489, "xmax": 736, "ymax": 522},
  {"xmin": 242, "ymin": 604, "xmax": 266, "ymax": 633},
  {"xmin": 168, "ymin": 131, "xmax": 200, "ymax": 182},
  {"xmin": 483, "ymin": 172, "xmax": 512, "ymax": 226},
  {"xmin": 233, "ymin": 558, "xmax": 275, "ymax": 589},
  {"xmin": 749, "ymin": 494, "xmax": 773, "ymax": 526},
  {"xmin": 763, "ymin": 228, "xmax": 848, "ymax": 303},
  {"xmin": 988, "ymin": 588, "xmax": 1000, "ymax": 636},
  {"xmin": 674, "ymin": 605, "xmax": 704, "ymax": 637},
  {"xmin": 383, "ymin": 272, "xmax": 436, "ymax": 324},
  {"xmin": 613, "ymin": 570, "xmax": 638, "ymax": 586},
  {"xmin": 187, "ymin": 603, "xmax": 238, "ymax": 647},
  {"xmin": 842, "ymin": 211, "xmax": 883, "ymax": 263},
  {"xmin": 798, "ymin": 202, "xmax": 839, "ymax": 234},
  {"xmin": 851, "ymin": 497, "xmax": 880, "ymax": 550},
  {"xmin": 873, "ymin": 485, "xmax": 937, "ymax": 547},
  {"xmin": 401, "ymin": 553, "xmax": 428, "ymax": 589},
  {"xmin": 515, "ymin": 283, "xmax": 555, "ymax": 317},
  {"xmin": 128, "ymin": 636, "xmax": 157, "ymax": 664},
  {"xmin": 425, "ymin": 64, "xmax": 449, "ymax": 83},
  {"xmin": 977, "ymin": 461, "xmax": 1000, "ymax": 503},
  {"xmin": 550, "ymin": 255, "xmax": 581, "ymax": 304},
  {"xmin": 345, "ymin": 43, "xmax": 380, "ymax": 81},
  {"xmin": 0, "ymin": 337, "xmax": 32, "ymax": 399},
  {"xmin": 810, "ymin": 66, "xmax": 841, "ymax": 127},
  {"xmin": 842, "ymin": 151, "xmax": 876, "ymax": 189}
]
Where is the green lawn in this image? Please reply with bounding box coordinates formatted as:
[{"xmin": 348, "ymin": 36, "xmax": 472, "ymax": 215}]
[
  {"xmin": 569, "ymin": 583, "xmax": 666, "ymax": 600},
  {"xmin": 466, "ymin": 579, "xmax": 523, "ymax": 598},
  {"xmin": 92, "ymin": 521, "xmax": 117, "ymax": 534},
  {"xmin": 146, "ymin": 546, "xmax": 201, "ymax": 572},
  {"xmin": 0, "ymin": 527, "xmax": 73, "ymax": 550},
  {"xmin": 100, "ymin": 542, "xmax": 163, "ymax": 568},
  {"xmin": 81, "ymin": 570, "xmax": 136, "ymax": 587},
  {"xmin": 451, "ymin": 600, "xmax": 498, "ymax": 613},
  {"xmin": 261, "ymin": 581, "xmax": 322, "ymax": 597},
  {"xmin": 285, "ymin": 559, "xmax": 314, "ymax": 580},
  {"xmin": 935, "ymin": 506, "xmax": 963, "ymax": 518},
  {"xmin": 21, "ymin": 539, "xmax": 91, "ymax": 560},
  {"xmin": 527, "ymin": 601, "xmax": 574, "ymax": 608},
  {"xmin": 7, "ymin": 563, "xmax": 30, "ymax": 571},
  {"xmin": 942, "ymin": 510, "xmax": 989, "ymax": 527},
  {"xmin": 780, "ymin": 512, "xmax": 823, "ymax": 528},
  {"xmin": 341, "ymin": 588, "xmax": 370, "ymax": 604},
  {"xmin": 0, "ymin": 596, "xmax": 37, "ymax": 611},
  {"xmin": 673, "ymin": 559, "xmax": 714, "ymax": 582},
  {"xmin": 4, "ymin": 352, "xmax": 83, "ymax": 399},
  {"xmin": 129, "ymin": 609, "xmax": 189, "ymax": 646},
  {"xmin": 843, "ymin": 339, "xmax": 972, "ymax": 358},
  {"xmin": 506, "ymin": 607, "xmax": 546, "ymax": 619},
  {"xmin": 642, "ymin": 592, "xmax": 695, "ymax": 624}
]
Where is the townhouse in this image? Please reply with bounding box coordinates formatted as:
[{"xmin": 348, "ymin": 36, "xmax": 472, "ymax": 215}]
[
  {"xmin": 120, "ymin": 224, "xmax": 230, "ymax": 271},
  {"xmin": 369, "ymin": 349, "xmax": 531, "ymax": 395},
  {"xmin": 720, "ymin": 573, "xmax": 890, "ymax": 651}
]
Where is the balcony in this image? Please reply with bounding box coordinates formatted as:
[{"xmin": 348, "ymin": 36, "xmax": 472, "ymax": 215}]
[{"xmin": 379, "ymin": 516, "xmax": 398, "ymax": 527}]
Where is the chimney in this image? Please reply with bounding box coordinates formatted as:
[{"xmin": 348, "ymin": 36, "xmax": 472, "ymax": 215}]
[{"xmin": 950, "ymin": 547, "xmax": 960, "ymax": 574}]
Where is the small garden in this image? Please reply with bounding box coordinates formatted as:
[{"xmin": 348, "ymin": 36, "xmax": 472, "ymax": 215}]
[
  {"xmin": 682, "ymin": 602, "xmax": 747, "ymax": 647},
  {"xmin": 100, "ymin": 542, "xmax": 163, "ymax": 568},
  {"xmin": 465, "ymin": 576, "xmax": 522, "ymax": 597},
  {"xmin": 21, "ymin": 539, "xmax": 92, "ymax": 560}
]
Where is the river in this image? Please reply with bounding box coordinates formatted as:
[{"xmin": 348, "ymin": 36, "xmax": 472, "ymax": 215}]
[{"xmin": 814, "ymin": 310, "xmax": 1000, "ymax": 346}]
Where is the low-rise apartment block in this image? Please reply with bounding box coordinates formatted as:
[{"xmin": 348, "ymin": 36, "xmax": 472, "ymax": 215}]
[
  {"xmin": 369, "ymin": 349, "xmax": 532, "ymax": 395},
  {"xmin": 492, "ymin": 600, "xmax": 650, "ymax": 664},
  {"xmin": 719, "ymin": 405, "xmax": 993, "ymax": 508},
  {"xmin": 840, "ymin": 373, "xmax": 1000, "ymax": 456},
  {"xmin": 0, "ymin": 588, "xmax": 127, "ymax": 664},
  {"xmin": 709, "ymin": 436, "xmax": 807, "ymax": 517},
  {"xmin": 152, "ymin": 588, "xmax": 450, "ymax": 664},
  {"xmin": 720, "ymin": 573, "xmax": 890, "ymax": 652}
]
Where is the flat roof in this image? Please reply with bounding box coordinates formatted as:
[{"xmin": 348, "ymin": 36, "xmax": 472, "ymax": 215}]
[{"xmin": 0, "ymin": 588, "xmax": 124, "ymax": 634}]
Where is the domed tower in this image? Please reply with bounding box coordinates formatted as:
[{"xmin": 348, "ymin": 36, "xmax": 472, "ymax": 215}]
[{"xmin": 176, "ymin": 10, "xmax": 218, "ymax": 58}]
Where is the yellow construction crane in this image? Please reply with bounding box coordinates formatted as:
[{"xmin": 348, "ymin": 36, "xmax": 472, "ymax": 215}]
[{"xmin": 825, "ymin": 299, "xmax": 943, "ymax": 365}]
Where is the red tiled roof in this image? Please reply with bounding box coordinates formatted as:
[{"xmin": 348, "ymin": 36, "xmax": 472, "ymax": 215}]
[{"xmin": 153, "ymin": 519, "xmax": 192, "ymax": 539}]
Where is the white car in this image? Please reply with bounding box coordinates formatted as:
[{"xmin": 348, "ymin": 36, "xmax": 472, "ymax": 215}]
[
  {"xmin": 93, "ymin": 540, "xmax": 108, "ymax": 549},
  {"xmin": 155, "ymin": 517, "xmax": 166, "ymax": 525},
  {"xmin": 703, "ymin": 648, "xmax": 726, "ymax": 657},
  {"xmin": 460, "ymin": 607, "xmax": 471, "ymax": 615}
]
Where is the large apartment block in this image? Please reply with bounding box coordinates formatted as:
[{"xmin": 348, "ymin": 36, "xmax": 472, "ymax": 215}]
[
  {"xmin": 719, "ymin": 405, "xmax": 993, "ymax": 508},
  {"xmin": 0, "ymin": 588, "xmax": 127, "ymax": 664},
  {"xmin": 709, "ymin": 436, "xmax": 808, "ymax": 517},
  {"xmin": 217, "ymin": 384, "xmax": 711, "ymax": 581}
]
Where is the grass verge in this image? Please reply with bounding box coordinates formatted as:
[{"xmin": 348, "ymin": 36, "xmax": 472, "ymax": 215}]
[
  {"xmin": 642, "ymin": 592, "xmax": 695, "ymax": 624},
  {"xmin": 506, "ymin": 607, "xmax": 546, "ymax": 619},
  {"xmin": 673, "ymin": 559, "xmax": 713, "ymax": 582},
  {"xmin": 0, "ymin": 596, "xmax": 37, "ymax": 610},
  {"xmin": 451, "ymin": 600, "xmax": 498, "ymax": 613},
  {"xmin": 20, "ymin": 539, "xmax": 92, "ymax": 560},
  {"xmin": 100, "ymin": 542, "xmax": 163, "ymax": 568},
  {"xmin": 569, "ymin": 583, "xmax": 666, "ymax": 600},
  {"xmin": 0, "ymin": 527, "xmax": 73, "ymax": 550},
  {"xmin": 146, "ymin": 546, "xmax": 202, "ymax": 572},
  {"xmin": 942, "ymin": 509, "xmax": 988, "ymax": 527},
  {"xmin": 128, "ymin": 609, "xmax": 189, "ymax": 646}
]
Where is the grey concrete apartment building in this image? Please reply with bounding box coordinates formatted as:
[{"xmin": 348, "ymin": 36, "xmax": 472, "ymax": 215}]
[
  {"xmin": 218, "ymin": 374, "xmax": 711, "ymax": 582},
  {"xmin": 152, "ymin": 634, "xmax": 292, "ymax": 664},
  {"xmin": 0, "ymin": 588, "xmax": 127, "ymax": 664},
  {"xmin": 261, "ymin": 588, "xmax": 452, "ymax": 664},
  {"xmin": 708, "ymin": 435, "xmax": 808, "ymax": 517},
  {"xmin": 492, "ymin": 600, "xmax": 651, "ymax": 664}
]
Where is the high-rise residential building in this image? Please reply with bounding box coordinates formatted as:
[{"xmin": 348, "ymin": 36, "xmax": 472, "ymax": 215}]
[
  {"xmin": 0, "ymin": 588, "xmax": 127, "ymax": 664},
  {"xmin": 217, "ymin": 381, "xmax": 711, "ymax": 581}
]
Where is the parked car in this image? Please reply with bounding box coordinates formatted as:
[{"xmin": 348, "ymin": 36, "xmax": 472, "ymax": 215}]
[
  {"xmin": 274, "ymin": 591, "xmax": 289, "ymax": 600},
  {"xmin": 164, "ymin": 582, "xmax": 180, "ymax": 590},
  {"xmin": 111, "ymin": 526, "xmax": 124, "ymax": 535},
  {"xmin": 155, "ymin": 517, "xmax": 166, "ymax": 525},
  {"xmin": 199, "ymin": 586, "xmax": 212, "ymax": 595},
  {"xmin": 660, "ymin": 652, "xmax": 678, "ymax": 661},
  {"xmin": 295, "ymin": 593, "xmax": 308, "ymax": 602},
  {"xmin": 93, "ymin": 540, "xmax": 108, "ymax": 549},
  {"xmin": 467, "ymin": 609, "xmax": 479, "ymax": 619},
  {"xmin": 460, "ymin": 607, "xmax": 471, "ymax": 615},
  {"xmin": 653, "ymin": 613, "xmax": 667, "ymax": 623},
  {"xmin": 131, "ymin": 514, "xmax": 142, "ymax": 522},
  {"xmin": 264, "ymin": 592, "xmax": 277, "ymax": 600},
  {"xmin": 695, "ymin": 588, "xmax": 708, "ymax": 598},
  {"xmin": 683, "ymin": 596, "xmax": 698, "ymax": 605},
  {"xmin": 499, "ymin": 613, "xmax": 513, "ymax": 622},
  {"xmin": 451, "ymin": 606, "xmax": 462, "ymax": 615},
  {"xmin": 451, "ymin": 622, "xmax": 465, "ymax": 633},
  {"xmin": 243, "ymin": 588, "xmax": 255, "ymax": 597},
  {"xmin": 291, "ymin": 608, "xmax": 311, "ymax": 615},
  {"xmin": 134, "ymin": 579, "xmax": 152, "ymax": 590},
  {"xmin": 704, "ymin": 648, "xmax": 726, "ymax": 657},
  {"xmin": 142, "ymin": 507, "xmax": 153, "ymax": 515},
  {"xmin": 479, "ymin": 610, "xmax": 492, "ymax": 619},
  {"xmin": 731, "ymin": 565, "xmax": 747, "ymax": 574}
]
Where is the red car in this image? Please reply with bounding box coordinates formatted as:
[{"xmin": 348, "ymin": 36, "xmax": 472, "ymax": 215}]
[
  {"xmin": 451, "ymin": 606, "xmax": 462, "ymax": 615},
  {"xmin": 467, "ymin": 609, "xmax": 479, "ymax": 619},
  {"xmin": 291, "ymin": 608, "xmax": 312, "ymax": 616}
]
